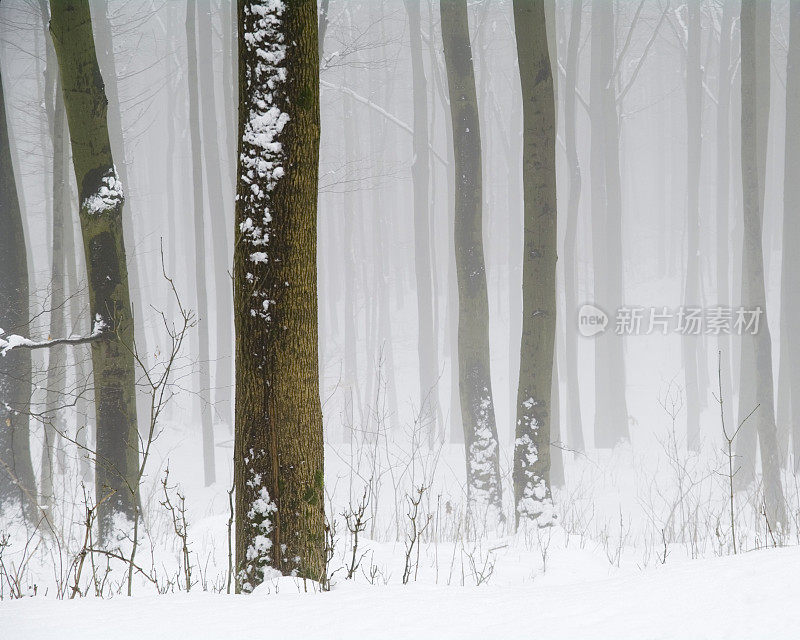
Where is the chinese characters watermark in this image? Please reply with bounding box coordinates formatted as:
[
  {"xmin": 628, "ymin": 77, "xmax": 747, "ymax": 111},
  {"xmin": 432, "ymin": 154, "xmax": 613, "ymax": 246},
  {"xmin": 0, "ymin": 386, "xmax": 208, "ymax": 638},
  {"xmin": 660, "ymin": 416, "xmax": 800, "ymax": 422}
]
[{"xmin": 578, "ymin": 304, "xmax": 762, "ymax": 337}]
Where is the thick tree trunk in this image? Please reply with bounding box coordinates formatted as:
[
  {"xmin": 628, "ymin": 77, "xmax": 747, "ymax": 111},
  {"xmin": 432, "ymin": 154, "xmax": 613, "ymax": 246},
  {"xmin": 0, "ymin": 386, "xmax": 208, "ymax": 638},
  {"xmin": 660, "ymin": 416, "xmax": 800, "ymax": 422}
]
[
  {"xmin": 440, "ymin": 0, "xmax": 503, "ymax": 516},
  {"xmin": 186, "ymin": 1, "xmax": 216, "ymax": 487},
  {"xmin": 784, "ymin": 0, "xmax": 800, "ymax": 472},
  {"xmin": 0, "ymin": 66, "xmax": 37, "ymax": 520},
  {"xmin": 92, "ymin": 2, "xmax": 150, "ymax": 434},
  {"xmin": 405, "ymin": 0, "xmax": 442, "ymax": 441},
  {"xmin": 683, "ymin": 2, "xmax": 702, "ymax": 449},
  {"xmin": 49, "ymin": 0, "xmax": 140, "ymax": 534},
  {"xmin": 562, "ymin": 0, "xmax": 585, "ymax": 453},
  {"xmin": 736, "ymin": 0, "xmax": 786, "ymax": 526},
  {"xmin": 234, "ymin": 0, "xmax": 325, "ymax": 590},
  {"xmin": 511, "ymin": 0, "xmax": 557, "ymax": 526}
]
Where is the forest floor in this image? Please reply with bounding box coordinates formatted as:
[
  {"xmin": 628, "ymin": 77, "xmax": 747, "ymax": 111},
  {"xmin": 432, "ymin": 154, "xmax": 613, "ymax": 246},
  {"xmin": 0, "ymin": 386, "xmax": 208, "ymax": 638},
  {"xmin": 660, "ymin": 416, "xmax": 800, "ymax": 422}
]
[{"xmin": 3, "ymin": 542, "xmax": 798, "ymax": 639}]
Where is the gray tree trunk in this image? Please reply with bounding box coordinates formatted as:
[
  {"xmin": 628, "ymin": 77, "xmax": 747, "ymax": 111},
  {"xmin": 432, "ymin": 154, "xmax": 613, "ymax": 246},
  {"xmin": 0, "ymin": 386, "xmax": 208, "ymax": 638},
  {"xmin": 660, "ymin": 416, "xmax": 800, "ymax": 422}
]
[
  {"xmin": 187, "ymin": 1, "xmax": 216, "ymax": 487},
  {"xmin": 405, "ymin": 0, "xmax": 442, "ymax": 441},
  {"xmin": 562, "ymin": 0, "xmax": 585, "ymax": 453},
  {"xmin": 736, "ymin": 0, "xmax": 786, "ymax": 526},
  {"xmin": 0, "ymin": 65, "xmax": 37, "ymax": 520},
  {"xmin": 512, "ymin": 0, "xmax": 557, "ymax": 525},
  {"xmin": 440, "ymin": 0, "xmax": 503, "ymax": 515}
]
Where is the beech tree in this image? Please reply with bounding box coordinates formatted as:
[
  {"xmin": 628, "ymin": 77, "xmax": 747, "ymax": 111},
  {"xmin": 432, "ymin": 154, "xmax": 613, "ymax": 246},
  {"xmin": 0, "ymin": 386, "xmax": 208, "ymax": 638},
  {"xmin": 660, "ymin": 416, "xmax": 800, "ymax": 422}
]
[
  {"xmin": 736, "ymin": 0, "xmax": 785, "ymax": 526},
  {"xmin": 440, "ymin": 0, "xmax": 503, "ymax": 516},
  {"xmin": 234, "ymin": 0, "xmax": 325, "ymax": 590},
  {"xmin": 0, "ymin": 65, "xmax": 37, "ymax": 519},
  {"xmin": 511, "ymin": 0, "xmax": 557, "ymax": 525},
  {"xmin": 49, "ymin": 0, "xmax": 140, "ymax": 534}
]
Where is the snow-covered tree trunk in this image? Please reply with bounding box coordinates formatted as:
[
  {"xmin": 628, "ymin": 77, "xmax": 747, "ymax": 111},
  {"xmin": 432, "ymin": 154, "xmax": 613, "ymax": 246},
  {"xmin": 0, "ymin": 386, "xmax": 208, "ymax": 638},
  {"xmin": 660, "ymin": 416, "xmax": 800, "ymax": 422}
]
[
  {"xmin": 0, "ymin": 65, "xmax": 37, "ymax": 520},
  {"xmin": 49, "ymin": 0, "xmax": 140, "ymax": 535},
  {"xmin": 440, "ymin": 0, "xmax": 503, "ymax": 517},
  {"xmin": 234, "ymin": 0, "xmax": 325, "ymax": 590},
  {"xmin": 186, "ymin": 0, "xmax": 216, "ymax": 487},
  {"xmin": 511, "ymin": 0, "xmax": 557, "ymax": 526}
]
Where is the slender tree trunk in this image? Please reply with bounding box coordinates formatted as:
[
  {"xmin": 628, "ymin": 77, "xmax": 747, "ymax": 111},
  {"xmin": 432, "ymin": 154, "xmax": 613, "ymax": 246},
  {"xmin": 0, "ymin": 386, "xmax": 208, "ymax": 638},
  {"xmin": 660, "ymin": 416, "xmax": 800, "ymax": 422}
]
[
  {"xmin": 562, "ymin": 0, "xmax": 585, "ymax": 453},
  {"xmin": 49, "ymin": 0, "xmax": 140, "ymax": 534},
  {"xmin": 41, "ymin": 79, "xmax": 68, "ymax": 511},
  {"xmin": 186, "ymin": 1, "xmax": 216, "ymax": 487},
  {"xmin": 683, "ymin": 2, "xmax": 702, "ymax": 449},
  {"xmin": 511, "ymin": 0, "xmax": 557, "ymax": 525},
  {"xmin": 405, "ymin": 0, "xmax": 442, "ymax": 441},
  {"xmin": 440, "ymin": 0, "xmax": 503, "ymax": 515},
  {"xmin": 590, "ymin": 0, "xmax": 629, "ymax": 447},
  {"xmin": 0, "ymin": 66, "xmax": 37, "ymax": 520},
  {"xmin": 782, "ymin": 0, "xmax": 800, "ymax": 472},
  {"xmin": 716, "ymin": 0, "xmax": 735, "ymax": 454},
  {"xmin": 234, "ymin": 0, "xmax": 325, "ymax": 589},
  {"xmin": 196, "ymin": 0, "xmax": 234, "ymax": 431},
  {"xmin": 736, "ymin": 0, "xmax": 786, "ymax": 526}
]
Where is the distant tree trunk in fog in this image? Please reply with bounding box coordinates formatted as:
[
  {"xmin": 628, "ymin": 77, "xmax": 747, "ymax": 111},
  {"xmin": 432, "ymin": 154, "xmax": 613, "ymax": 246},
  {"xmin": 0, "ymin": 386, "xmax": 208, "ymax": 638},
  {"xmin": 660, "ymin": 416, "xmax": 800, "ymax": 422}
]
[
  {"xmin": 562, "ymin": 0, "xmax": 585, "ymax": 453},
  {"xmin": 781, "ymin": 0, "xmax": 800, "ymax": 472},
  {"xmin": 63, "ymin": 176, "xmax": 93, "ymax": 483},
  {"xmin": 590, "ymin": 0, "xmax": 629, "ymax": 447},
  {"xmin": 221, "ymin": 0, "xmax": 237, "ymax": 186},
  {"xmin": 234, "ymin": 0, "xmax": 324, "ymax": 589},
  {"xmin": 50, "ymin": 0, "xmax": 140, "ymax": 534},
  {"xmin": 0, "ymin": 66, "xmax": 37, "ymax": 519},
  {"xmin": 716, "ymin": 0, "xmax": 735, "ymax": 452},
  {"xmin": 195, "ymin": 0, "xmax": 234, "ymax": 430},
  {"xmin": 41, "ymin": 82, "xmax": 69, "ymax": 511},
  {"xmin": 405, "ymin": 0, "xmax": 442, "ymax": 441},
  {"xmin": 683, "ymin": 2, "xmax": 702, "ymax": 450},
  {"xmin": 440, "ymin": 0, "xmax": 503, "ymax": 514},
  {"xmin": 511, "ymin": 0, "xmax": 557, "ymax": 525},
  {"xmin": 93, "ymin": 2, "xmax": 150, "ymax": 431},
  {"xmin": 186, "ymin": 1, "xmax": 216, "ymax": 487},
  {"xmin": 736, "ymin": 0, "xmax": 785, "ymax": 526}
]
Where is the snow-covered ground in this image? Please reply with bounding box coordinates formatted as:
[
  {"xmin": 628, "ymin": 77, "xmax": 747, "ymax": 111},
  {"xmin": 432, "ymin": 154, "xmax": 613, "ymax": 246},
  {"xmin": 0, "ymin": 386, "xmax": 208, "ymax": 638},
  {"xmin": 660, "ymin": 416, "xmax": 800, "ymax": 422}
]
[{"xmin": 3, "ymin": 544, "xmax": 798, "ymax": 639}]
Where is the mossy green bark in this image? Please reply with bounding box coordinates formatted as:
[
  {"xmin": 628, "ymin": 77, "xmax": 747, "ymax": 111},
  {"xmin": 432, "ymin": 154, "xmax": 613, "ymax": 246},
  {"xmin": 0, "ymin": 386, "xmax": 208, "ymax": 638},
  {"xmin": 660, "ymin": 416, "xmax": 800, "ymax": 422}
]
[
  {"xmin": 234, "ymin": 0, "xmax": 325, "ymax": 590},
  {"xmin": 49, "ymin": 0, "xmax": 139, "ymax": 534}
]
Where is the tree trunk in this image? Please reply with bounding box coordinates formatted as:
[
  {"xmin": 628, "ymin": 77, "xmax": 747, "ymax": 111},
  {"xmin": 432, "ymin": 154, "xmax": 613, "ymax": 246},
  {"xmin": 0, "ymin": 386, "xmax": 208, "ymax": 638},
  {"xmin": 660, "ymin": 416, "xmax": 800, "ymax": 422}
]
[
  {"xmin": 716, "ymin": 0, "xmax": 735, "ymax": 456},
  {"xmin": 590, "ymin": 0, "xmax": 629, "ymax": 447},
  {"xmin": 405, "ymin": 0, "xmax": 442, "ymax": 441},
  {"xmin": 511, "ymin": 0, "xmax": 557, "ymax": 526},
  {"xmin": 683, "ymin": 2, "xmax": 702, "ymax": 449},
  {"xmin": 234, "ymin": 0, "xmax": 325, "ymax": 590},
  {"xmin": 0, "ymin": 65, "xmax": 37, "ymax": 520},
  {"xmin": 784, "ymin": 0, "xmax": 800, "ymax": 472},
  {"xmin": 562, "ymin": 0, "xmax": 585, "ymax": 453},
  {"xmin": 41, "ymin": 78, "xmax": 68, "ymax": 512},
  {"xmin": 186, "ymin": 1, "xmax": 217, "ymax": 487},
  {"xmin": 736, "ymin": 0, "xmax": 786, "ymax": 526},
  {"xmin": 49, "ymin": 0, "xmax": 140, "ymax": 534},
  {"xmin": 196, "ymin": 0, "xmax": 235, "ymax": 431},
  {"xmin": 440, "ymin": 0, "xmax": 503, "ymax": 516}
]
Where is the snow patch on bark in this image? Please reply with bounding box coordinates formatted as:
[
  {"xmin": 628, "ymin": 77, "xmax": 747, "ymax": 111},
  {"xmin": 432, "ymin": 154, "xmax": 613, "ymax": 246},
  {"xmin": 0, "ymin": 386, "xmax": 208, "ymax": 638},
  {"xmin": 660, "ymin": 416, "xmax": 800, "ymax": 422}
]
[
  {"xmin": 238, "ymin": 0, "xmax": 288, "ymax": 320},
  {"xmin": 82, "ymin": 168, "xmax": 124, "ymax": 215}
]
